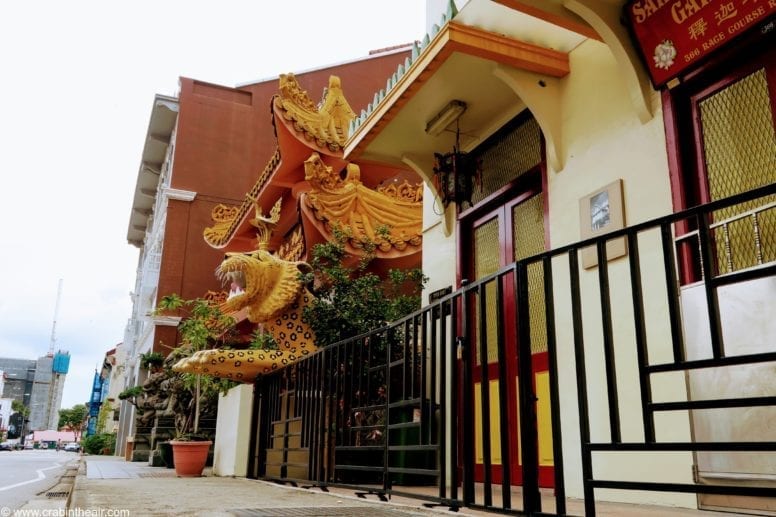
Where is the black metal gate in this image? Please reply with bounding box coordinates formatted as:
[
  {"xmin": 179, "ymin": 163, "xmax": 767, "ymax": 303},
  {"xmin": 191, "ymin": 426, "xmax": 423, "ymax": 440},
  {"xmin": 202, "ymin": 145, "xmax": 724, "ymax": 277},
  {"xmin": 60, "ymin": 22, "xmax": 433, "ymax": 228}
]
[{"xmin": 248, "ymin": 183, "xmax": 776, "ymax": 516}]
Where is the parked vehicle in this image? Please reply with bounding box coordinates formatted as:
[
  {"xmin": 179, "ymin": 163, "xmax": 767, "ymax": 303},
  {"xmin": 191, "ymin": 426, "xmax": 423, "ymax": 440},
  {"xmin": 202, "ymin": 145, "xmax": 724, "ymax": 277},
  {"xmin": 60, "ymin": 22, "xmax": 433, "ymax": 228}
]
[
  {"xmin": 63, "ymin": 442, "xmax": 81, "ymax": 452},
  {"xmin": 0, "ymin": 442, "xmax": 14, "ymax": 451}
]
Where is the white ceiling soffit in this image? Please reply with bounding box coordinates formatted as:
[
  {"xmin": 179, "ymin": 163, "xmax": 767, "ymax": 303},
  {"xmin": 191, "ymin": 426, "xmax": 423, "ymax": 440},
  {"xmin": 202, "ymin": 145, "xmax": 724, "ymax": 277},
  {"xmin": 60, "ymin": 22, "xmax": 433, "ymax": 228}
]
[
  {"xmin": 126, "ymin": 96, "xmax": 179, "ymax": 247},
  {"xmin": 459, "ymin": 0, "xmax": 589, "ymax": 52}
]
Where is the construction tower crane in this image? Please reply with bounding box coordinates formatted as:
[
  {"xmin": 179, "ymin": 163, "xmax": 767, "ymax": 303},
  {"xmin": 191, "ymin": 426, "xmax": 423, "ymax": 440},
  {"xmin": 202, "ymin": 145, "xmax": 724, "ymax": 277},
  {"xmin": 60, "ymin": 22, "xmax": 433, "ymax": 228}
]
[{"xmin": 48, "ymin": 278, "xmax": 63, "ymax": 357}]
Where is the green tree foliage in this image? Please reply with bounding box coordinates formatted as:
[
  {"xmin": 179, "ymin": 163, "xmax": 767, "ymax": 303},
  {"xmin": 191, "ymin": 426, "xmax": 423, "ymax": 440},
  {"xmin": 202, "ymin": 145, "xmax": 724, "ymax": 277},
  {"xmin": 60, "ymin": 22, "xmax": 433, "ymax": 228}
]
[
  {"xmin": 155, "ymin": 294, "xmax": 239, "ymax": 399},
  {"xmin": 302, "ymin": 225, "xmax": 427, "ymax": 347},
  {"xmin": 96, "ymin": 402, "xmax": 113, "ymax": 434},
  {"xmin": 58, "ymin": 404, "xmax": 88, "ymax": 440},
  {"xmin": 154, "ymin": 295, "xmax": 239, "ymax": 438},
  {"xmin": 11, "ymin": 399, "xmax": 29, "ymax": 418}
]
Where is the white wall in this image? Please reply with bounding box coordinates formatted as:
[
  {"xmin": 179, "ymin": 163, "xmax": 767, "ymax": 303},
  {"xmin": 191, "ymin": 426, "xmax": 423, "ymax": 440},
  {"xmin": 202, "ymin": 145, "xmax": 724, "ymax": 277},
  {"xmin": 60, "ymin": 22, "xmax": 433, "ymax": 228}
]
[
  {"xmin": 422, "ymin": 184, "xmax": 457, "ymax": 304},
  {"xmin": 546, "ymin": 38, "xmax": 696, "ymax": 507},
  {"xmin": 213, "ymin": 383, "xmax": 254, "ymax": 477},
  {"xmin": 420, "ymin": 35, "xmax": 699, "ymax": 506},
  {"xmin": 682, "ymin": 277, "xmax": 776, "ymax": 477}
]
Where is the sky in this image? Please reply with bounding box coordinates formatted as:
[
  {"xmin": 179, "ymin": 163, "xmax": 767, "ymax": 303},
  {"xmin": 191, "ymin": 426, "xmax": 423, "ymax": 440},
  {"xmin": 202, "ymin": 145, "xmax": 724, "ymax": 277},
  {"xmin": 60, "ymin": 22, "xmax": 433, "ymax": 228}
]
[{"xmin": 0, "ymin": 1, "xmax": 429, "ymax": 412}]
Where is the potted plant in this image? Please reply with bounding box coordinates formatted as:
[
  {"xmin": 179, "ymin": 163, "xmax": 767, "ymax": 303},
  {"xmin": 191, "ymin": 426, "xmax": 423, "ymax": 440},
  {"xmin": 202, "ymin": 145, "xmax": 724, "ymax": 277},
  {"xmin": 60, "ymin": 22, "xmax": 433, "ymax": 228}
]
[{"xmin": 155, "ymin": 293, "xmax": 237, "ymax": 477}]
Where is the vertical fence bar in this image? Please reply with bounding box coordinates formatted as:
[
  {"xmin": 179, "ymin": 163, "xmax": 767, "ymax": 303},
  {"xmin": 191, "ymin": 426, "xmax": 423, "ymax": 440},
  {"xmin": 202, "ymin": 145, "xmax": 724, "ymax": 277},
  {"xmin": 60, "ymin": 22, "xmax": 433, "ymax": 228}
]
[
  {"xmin": 697, "ymin": 212, "xmax": 725, "ymax": 359},
  {"xmin": 249, "ymin": 378, "xmax": 265, "ymax": 478},
  {"xmin": 495, "ymin": 273, "xmax": 512, "ymax": 510},
  {"xmin": 543, "ymin": 256, "xmax": 566, "ymax": 515},
  {"xmin": 328, "ymin": 345, "xmax": 338, "ymax": 483},
  {"xmin": 327, "ymin": 344, "xmax": 338, "ymax": 481},
  {"xmin": 460, "ymin": 284, "xmax": 475, "ymax": 505},
  {"xmin": 400, "ymin": 320, "xmax": 412, "ymax": 400},
  {"xmin": 660, "ymin": 222, "xmax": 686, "ymax": 363},
  {"xmin": 410, "ymin": 318, "xmax": 416, "ymax": 399},
  {"xmin": 596, "ymin": 240, "xmax": 621, "ymax": 444},
  {"xmin": 721, "ymin": 223, "xmax": 733, "ymax": 273},
  {"xmin": 570, "ymin": 250, "xmax": 595, "ymax": 517},
  {"xmin": 308, "ymin": 353, "xmax": 319, "ymax": 481},
  {"xmin": 384, "ymin": 329, "xmax": 392, "ymax": 493},
  {"xmin": 752, "ymin": 212, "xmax": 764, "ymax": 265},
  {"xmin": 345, "ymin": 340, "xmax": 355, "ymax": 447},
  {"xmin": 440, "ymin": 297, "xmax": 451, "ymax": 501},
  {"xmin": 627, "ymin": 232, "xmax": 655, "ymax": 443},
  {"xmin": 282, "ymin": 372, "xmax": 292, "ymax": 479},
  {"xmin": 515, "ymin": 261, "xmax": 541, "ymax": 514},
  {"xmin": 318, "ymin": 350, "xmax": 328, "ymax": 482},
  {"xmin": 267, "ymin": 375, "xmax": 279, "ymax": 478},
  {"xmin": 299, "ymin": 362, "xmax": 309, "ymax": 447},
  {"xmin": 477, "ymin": 281, "xmax": 493, "ymax": 507},
  {"xmin": 420, "ymin": 312, "xmax": 429, "ymax": 446}
]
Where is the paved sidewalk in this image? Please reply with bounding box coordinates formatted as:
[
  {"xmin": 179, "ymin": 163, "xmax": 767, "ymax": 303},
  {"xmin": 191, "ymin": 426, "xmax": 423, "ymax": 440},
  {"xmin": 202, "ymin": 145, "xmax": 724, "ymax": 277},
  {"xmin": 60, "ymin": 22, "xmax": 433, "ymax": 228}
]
[
  {"xmin": 69, "ymin": 456, "xmax": 754, "ymax": 517},
  {"xmin": 71, "ymin": 456, "xmax": 443, "ymax": 517}
]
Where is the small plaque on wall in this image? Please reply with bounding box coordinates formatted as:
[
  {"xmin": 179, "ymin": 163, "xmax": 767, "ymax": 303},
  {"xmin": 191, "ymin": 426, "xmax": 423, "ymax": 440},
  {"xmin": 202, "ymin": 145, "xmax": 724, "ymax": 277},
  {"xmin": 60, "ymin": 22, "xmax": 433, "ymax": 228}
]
[{"xmin": 579, "ymin": 179, "xmax": 627, "ymax": 269}]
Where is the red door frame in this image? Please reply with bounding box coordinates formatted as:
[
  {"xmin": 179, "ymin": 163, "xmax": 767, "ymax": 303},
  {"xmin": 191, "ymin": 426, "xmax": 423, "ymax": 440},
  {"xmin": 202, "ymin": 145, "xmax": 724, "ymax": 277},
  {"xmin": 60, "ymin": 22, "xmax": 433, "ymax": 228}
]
[
  {"xmin": 663, "ymin": 36, "xmax": 776, "ymax": 284},
  {"xmin": 457, "ymin": 169, "xmax": 552, "ymax": 487}
]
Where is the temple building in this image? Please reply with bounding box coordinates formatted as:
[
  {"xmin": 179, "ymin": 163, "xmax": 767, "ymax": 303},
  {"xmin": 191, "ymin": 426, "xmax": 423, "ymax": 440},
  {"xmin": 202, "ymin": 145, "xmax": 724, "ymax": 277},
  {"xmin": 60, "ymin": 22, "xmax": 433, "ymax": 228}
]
[
  {"xmin": 124, "ymin": 0, "xmax": 776, "ymax": 514},
  {"xmin": 120, "ymin": 45, "xmax": 415, "ymax": 460}
]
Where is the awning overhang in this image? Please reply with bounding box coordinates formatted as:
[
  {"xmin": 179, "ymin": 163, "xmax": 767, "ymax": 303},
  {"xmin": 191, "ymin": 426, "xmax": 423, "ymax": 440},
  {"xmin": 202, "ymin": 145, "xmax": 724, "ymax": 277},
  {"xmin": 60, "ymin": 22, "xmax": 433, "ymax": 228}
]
[
  {"xmin": 127, "ymin": 95, "xmax": 179, "ymax": 247},
  {"xmin": 344, "ymin": 0, "xmax": 651, "ymax": 177}
]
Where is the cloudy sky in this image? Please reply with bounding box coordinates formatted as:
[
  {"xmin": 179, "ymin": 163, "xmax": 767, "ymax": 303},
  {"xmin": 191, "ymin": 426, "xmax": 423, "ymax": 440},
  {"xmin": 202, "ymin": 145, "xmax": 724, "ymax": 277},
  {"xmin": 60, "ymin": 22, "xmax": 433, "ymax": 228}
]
[{"xmin": 0, "ymin": 1, "xmax": 428, "ymax": 410}]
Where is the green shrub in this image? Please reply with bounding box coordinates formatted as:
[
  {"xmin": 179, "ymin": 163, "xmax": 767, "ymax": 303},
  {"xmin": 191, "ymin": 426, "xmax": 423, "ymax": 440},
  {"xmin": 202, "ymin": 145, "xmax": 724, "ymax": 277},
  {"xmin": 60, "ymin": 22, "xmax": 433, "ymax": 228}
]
[{"xmin": 81, "ymin": 433, "xmax": 116, "ymax": 455}]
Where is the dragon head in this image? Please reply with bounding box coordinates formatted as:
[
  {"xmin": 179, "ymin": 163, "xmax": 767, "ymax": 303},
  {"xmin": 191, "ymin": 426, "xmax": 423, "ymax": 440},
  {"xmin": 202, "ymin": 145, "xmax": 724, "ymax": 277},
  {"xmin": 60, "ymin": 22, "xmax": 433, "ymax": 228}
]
[{"xmin": 216, "ymin": 249, "xmax": 311, "ymax": 323}]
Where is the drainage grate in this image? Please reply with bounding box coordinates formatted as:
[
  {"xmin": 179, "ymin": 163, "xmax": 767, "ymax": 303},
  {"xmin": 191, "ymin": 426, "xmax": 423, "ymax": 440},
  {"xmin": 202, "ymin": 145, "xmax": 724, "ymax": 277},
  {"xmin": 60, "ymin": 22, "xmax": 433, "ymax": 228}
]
[
  {"xmin": 230, "ymin": 508, "xmax": 423, "ymax": 516},
  {"xmin": 46, "ymin": 491, "xmax": 70, "ymax": 499}
]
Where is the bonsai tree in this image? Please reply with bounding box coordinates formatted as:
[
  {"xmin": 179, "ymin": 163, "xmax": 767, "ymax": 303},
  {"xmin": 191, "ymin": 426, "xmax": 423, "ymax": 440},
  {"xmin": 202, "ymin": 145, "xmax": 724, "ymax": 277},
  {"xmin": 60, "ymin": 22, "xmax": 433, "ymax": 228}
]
[
  {"xmin": 118, "ymin": 386, "xmax": 144, "ymax": 410},
  {"xmin": 140, "ymin": 351, "xmax": 165, "ymax": 371},
  {"xmin": 154, "ymin": 294, "xmax": 238, "ymax": 439}
]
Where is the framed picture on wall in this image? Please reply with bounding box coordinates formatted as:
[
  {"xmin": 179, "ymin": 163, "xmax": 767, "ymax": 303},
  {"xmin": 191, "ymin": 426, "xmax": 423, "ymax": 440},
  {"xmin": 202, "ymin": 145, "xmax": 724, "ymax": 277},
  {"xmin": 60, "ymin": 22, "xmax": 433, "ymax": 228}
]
[{"xmin": 579, "ymin": 179, "xmax": 627, "ymax": 269}]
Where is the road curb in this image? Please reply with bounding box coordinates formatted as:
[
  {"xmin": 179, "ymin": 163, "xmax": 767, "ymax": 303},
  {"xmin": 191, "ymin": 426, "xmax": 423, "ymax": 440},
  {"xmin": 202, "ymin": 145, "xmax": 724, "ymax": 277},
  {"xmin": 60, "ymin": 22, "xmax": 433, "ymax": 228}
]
[{"xmin": 16, "ymin": 456, "xmax": 80, "ymax": 513}]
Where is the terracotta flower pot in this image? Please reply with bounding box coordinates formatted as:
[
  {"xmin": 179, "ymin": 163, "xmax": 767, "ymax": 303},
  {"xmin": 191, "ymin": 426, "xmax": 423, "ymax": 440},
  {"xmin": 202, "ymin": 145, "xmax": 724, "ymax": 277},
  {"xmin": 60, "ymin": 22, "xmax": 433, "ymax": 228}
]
[{"xmin": 170, "ymin": 440, "xmax": 211, "ymax": 477}]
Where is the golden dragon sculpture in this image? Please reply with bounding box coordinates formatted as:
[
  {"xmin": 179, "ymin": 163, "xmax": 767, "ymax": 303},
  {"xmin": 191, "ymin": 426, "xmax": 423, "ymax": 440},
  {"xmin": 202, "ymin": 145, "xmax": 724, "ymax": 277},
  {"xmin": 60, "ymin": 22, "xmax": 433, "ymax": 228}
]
[
  {"xmin": 172, "ymin": 249, "xmax": 317, "ymax": 383},
  {"xmin": 174, "ymin": 199, "xmax": 317, "ymax": 383}
]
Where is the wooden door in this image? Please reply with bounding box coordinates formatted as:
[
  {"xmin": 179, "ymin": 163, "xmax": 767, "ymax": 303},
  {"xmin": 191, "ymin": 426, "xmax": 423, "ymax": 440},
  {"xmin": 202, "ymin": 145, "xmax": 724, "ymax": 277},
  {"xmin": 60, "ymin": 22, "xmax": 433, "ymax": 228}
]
[{"xmin": 467, "ymin": 175, "xmax": 553, "ymax": 487}]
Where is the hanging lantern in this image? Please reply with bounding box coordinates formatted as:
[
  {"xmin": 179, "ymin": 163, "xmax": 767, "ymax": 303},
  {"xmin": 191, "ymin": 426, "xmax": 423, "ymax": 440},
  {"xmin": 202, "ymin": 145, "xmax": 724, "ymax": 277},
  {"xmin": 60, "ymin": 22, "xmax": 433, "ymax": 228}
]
[{"xmin": 433, "ymin": 145, "xmax": 481, "ymax": 208}]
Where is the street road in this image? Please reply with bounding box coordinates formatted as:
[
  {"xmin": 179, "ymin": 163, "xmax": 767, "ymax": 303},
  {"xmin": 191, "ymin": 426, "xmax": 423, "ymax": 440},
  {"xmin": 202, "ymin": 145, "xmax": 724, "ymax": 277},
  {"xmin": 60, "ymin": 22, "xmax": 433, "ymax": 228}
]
[{"xmin": 0, "ymin": 449, "xmax": 77, "ymax": 511}]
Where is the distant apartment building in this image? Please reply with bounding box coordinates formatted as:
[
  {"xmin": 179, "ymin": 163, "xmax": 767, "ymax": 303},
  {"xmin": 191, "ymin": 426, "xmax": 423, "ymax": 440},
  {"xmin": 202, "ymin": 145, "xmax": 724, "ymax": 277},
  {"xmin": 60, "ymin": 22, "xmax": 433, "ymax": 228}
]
[
  {"xmin": 0, "ymin": 371, "xmax": 12, "ymax": 439},
  {"xmin": 0, "ymin": 352, "xmax": 70, "ymax": 431}
]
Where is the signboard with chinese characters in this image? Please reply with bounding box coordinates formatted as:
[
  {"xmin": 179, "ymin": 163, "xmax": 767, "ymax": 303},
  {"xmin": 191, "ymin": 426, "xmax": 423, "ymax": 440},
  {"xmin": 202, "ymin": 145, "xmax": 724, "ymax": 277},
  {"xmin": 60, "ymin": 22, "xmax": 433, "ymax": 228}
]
[{"xmin": 624, "ymin": 0, "xmax": 776, "ymax": 87}]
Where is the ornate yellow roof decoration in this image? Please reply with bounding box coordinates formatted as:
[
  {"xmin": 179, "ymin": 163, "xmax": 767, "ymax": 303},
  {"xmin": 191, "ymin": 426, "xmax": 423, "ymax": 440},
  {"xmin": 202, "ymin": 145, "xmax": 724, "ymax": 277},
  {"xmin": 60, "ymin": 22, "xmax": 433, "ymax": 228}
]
[
  {"xmin": 276, "ymin": 74, "xmax": 356, "ymax": 151},
  {"xmin": 250, "ymin": 197, "xmax": 282, "ymax": 251},
  {"xmin": 278, "ymin": 226, "xmax": 305, "ymax": 262},
  {"xmin": 203, "ymin": 149, "xmax": 281, "ymax": 248},
  {"xmin": 203, "ymin": 204, "xmax": 241, "ymax": 247},
  {"xmin": 302, "ymin": 153, "xmax": 422, "ymax": 253}
]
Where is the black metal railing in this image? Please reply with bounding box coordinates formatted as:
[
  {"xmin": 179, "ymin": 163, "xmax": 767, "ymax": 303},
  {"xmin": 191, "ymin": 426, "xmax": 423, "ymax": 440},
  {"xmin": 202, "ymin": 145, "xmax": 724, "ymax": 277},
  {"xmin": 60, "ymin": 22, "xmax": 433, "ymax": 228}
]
[{"xmin": 248, "ymin": 182, "xmax": 776, "ymax": 516}]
